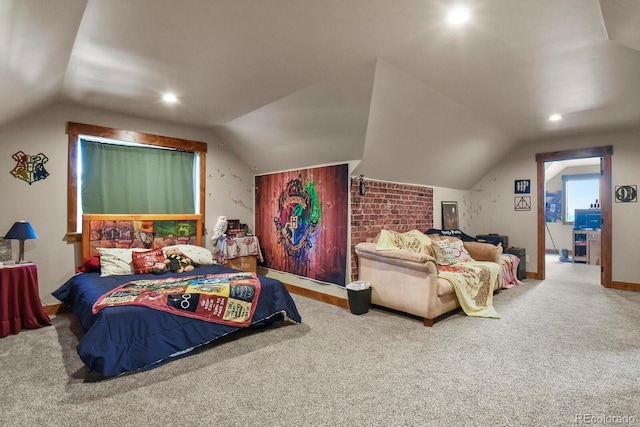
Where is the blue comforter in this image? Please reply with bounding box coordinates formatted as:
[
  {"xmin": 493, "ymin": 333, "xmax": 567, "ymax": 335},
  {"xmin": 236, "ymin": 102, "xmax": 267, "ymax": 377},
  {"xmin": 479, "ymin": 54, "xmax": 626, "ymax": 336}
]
[{"xmin": 53, "ymin": 265, "xmax": 301, "ymax": 376}]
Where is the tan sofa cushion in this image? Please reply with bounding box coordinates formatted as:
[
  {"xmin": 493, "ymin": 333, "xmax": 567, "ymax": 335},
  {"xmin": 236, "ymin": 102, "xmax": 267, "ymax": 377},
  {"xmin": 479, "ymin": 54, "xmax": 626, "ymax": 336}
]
[{"xmin": 463, "ymin": 241, "xmax": 503, "ymax": 263}]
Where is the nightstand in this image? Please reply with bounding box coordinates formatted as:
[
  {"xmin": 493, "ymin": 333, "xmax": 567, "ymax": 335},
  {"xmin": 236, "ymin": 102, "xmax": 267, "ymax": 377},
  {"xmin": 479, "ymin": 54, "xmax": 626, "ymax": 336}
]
[{"xmin": 0, "ymin": 263, "xmax": 51, "ymax": 338}]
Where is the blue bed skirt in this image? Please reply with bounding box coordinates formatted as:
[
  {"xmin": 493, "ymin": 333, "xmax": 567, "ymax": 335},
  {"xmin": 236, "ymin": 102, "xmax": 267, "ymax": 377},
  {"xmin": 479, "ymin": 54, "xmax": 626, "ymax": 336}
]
[{"xmin": 53, "ymin": 264, "xmax": 301, "ymax": 376}]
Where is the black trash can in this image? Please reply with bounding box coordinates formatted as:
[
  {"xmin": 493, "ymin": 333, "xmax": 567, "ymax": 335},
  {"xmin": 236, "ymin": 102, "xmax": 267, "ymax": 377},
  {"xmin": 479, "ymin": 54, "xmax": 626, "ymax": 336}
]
[{"xmin": 346, "ymin": 281, "xmax": 372, "ymax": 315}]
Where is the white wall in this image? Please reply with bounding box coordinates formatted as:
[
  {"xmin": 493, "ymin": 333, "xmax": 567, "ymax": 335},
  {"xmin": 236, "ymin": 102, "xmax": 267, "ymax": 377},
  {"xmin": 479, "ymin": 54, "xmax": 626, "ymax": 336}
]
[
  {"xmin": 432, "ymin": 186, "xmax": 472, "ymax": 232},
  {"xmin": 0, "ymin": 102, "xmax": 253, "ymax": 304},
  {"xmin": 470, "ymin": 125, "xmax": 640, "ymax": 284}
]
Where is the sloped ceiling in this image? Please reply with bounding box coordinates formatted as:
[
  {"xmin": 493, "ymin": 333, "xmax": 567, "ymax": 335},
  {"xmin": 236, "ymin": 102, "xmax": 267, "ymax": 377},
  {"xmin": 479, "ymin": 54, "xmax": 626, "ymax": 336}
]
[{"xmin": 2, "ymin": 0, "xmax": 640, "ymax": 189}]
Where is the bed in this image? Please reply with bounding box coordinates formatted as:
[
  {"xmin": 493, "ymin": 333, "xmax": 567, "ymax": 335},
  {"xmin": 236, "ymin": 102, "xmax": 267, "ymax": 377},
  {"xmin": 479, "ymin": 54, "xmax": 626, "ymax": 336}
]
[{"xmin": 53, "ymin": 214, "xmax": 301, "ymax": 377}]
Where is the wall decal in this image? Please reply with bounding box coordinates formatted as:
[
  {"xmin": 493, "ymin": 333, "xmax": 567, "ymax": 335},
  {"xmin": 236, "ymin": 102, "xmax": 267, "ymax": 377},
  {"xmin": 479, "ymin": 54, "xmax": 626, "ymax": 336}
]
[
  {"xmin": 615, "ymin": 185, "xmax": 637, "ymax": 203},
  {"xmin": 255, "ymin": 164, "xmax": 348, "ymax": 286},
  {"xmin": 10, "ymin": 151, "xmax": 49, "ymax": 185},
  {"xmin": 514, "ymin": 179, "xmax": 531, "ymax": 194},
  {"xmin": 515, "ymin": 196, "xmax": 531, "ymax": 211}
]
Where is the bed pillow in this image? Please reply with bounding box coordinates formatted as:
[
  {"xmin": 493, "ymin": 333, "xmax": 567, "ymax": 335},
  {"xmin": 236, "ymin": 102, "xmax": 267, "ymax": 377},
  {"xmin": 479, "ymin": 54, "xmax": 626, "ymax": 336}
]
[
  {"xmin": 96, "ymin": 247, "xmax": 142, "ymax": 276},
  {"xmin": 448, "ymin": 239, "xmax": 474, "ymax": 263},
  {"xmin": 132, "ymin": 248, "xmax": 166, "ymax": 274},
  {"xmin": 431, "ymin": 239, "xmax": 458, "ymax": 265},
  {"xmin": 164, "ymin": 244, "xmax": 213, "ymax": 266}
]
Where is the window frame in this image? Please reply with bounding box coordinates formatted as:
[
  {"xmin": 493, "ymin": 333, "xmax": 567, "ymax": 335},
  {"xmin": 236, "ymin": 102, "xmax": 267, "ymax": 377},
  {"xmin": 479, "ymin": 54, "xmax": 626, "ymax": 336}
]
[
  {"xmin": 66, "ymin": 122, "xmax": 207, "ymax": 242},
  {"xmin": 562, "ymin": 172, "xmax": 600, "ymax": 225}
]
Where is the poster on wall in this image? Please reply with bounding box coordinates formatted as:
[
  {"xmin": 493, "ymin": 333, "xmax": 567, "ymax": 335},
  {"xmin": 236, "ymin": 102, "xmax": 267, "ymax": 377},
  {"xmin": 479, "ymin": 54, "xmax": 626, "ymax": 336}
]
[
  {"xmin": 255, "ymin": 164, "xmax": 348, "ymax": 286},
  {"xmin": 545, "ymin": 191, "xmax": 562, "ymax": 222}
]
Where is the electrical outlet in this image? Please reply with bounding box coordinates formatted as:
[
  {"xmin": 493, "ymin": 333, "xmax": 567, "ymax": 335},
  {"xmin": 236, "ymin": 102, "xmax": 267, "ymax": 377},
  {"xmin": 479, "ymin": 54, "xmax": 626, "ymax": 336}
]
[{"xmin": 526, "ymin": 255, "xmax": 530, "ymax": 263}]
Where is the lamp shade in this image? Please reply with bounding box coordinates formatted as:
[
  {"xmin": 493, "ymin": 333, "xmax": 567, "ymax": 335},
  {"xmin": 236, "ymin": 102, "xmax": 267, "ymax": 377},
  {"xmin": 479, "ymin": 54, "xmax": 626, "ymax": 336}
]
[{"xmin": 4, "ymin": 221, "xmax": 38, "ymax": 241}]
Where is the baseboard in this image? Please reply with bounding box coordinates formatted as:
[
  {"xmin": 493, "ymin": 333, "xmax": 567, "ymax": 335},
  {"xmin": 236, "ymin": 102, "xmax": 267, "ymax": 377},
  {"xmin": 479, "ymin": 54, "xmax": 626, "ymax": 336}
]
[
  {"xmin": 609, "ymin": 281, "xmax": 640, "ymax": 292},
  {"xmin": 282, "ymin": 282, "xmax": 349, "ymax": 309},
  {"xmin": 43, "ymin": 303, "xmax": 70, "ymax": 315},
  {"xmin": 526, "ymin": 271, "xmax": 543, "ymax": 280}
]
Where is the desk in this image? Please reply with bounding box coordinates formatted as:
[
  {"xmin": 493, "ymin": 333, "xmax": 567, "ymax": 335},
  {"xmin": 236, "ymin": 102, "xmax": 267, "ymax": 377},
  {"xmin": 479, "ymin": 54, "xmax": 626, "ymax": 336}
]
[
  {"xmin": 0, "ymin": 263, "xmax": 51, "ymax": 338},
  {"xmin": 213, "ymin": 236, "xmax": 263, "ymax": 273},
  {"xmin": 572, "ymin": 230, "xmax": 600, "ymax": 265}
]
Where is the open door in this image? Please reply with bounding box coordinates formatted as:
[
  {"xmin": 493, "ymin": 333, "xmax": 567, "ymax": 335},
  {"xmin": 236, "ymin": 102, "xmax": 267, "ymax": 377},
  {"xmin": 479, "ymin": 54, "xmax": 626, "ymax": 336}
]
[{"xmin": 535, "ymin": 146, "xmax": 612, "ymax": 287}]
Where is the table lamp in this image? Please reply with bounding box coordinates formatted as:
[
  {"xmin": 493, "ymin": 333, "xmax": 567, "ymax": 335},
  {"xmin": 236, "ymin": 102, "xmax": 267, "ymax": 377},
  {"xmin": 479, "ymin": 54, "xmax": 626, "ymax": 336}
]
[{"xmin": 4, "ymin": 221, "xmax": 38, "ymax": 263}]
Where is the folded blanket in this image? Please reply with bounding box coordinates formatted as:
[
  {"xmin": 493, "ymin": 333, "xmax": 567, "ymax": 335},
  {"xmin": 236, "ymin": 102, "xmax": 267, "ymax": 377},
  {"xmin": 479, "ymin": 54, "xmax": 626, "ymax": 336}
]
[{"xmin": 438, "ymin": 261, "xmax": 500, "ymax": 318}]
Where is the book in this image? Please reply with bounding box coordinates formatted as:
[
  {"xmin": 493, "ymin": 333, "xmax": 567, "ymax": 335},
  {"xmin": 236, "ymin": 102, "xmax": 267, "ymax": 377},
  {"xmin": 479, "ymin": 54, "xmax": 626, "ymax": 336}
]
[{"xmin": 0, "ymin": 238, "xmax": 12, "ymax": 262}]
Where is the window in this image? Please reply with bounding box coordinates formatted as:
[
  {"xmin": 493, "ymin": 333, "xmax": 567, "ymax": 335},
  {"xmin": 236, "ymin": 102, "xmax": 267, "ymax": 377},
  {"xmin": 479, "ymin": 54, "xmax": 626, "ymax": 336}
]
[
  {"xmin": 562, "ymin": 173, "xmax": 600, "ymax": 223},
  {"xmin": 66, "ymin": 122, "xmax": 207, "ymax": 241}
]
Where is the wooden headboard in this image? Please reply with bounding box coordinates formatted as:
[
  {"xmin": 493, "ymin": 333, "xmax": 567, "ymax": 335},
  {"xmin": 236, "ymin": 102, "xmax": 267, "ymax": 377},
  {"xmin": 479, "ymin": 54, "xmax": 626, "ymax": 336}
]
[{"xmin": 82, "ymin": 214, "xmax": 203, "ymax": 260}]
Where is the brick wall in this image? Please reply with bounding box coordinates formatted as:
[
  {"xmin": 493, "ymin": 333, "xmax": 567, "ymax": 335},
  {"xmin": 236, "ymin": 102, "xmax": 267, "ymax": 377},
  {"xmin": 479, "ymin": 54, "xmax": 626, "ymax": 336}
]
[{"xmin": 350, "ymin": 178, "xmax": 433, "ymax": 282}]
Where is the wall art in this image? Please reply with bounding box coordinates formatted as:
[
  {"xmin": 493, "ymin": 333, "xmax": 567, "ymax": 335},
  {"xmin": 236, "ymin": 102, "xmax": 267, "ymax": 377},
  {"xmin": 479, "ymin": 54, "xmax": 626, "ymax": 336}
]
[
  {"xmin": 255, "ymin": 164, "xmax": 348, "ymax": 286},
  {"xmin": 10, "ymin": 151, "xmax": 49, "ymax": 185}
]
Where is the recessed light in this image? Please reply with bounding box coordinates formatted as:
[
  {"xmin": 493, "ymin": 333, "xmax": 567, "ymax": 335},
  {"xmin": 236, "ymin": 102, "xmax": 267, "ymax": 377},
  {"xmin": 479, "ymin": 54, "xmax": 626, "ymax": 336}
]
[
  {"xmin": 162, "ymin": 93, "xmax": 178, "ymax": 103},
  {"xmin": 447, "ymin": 7, "xmax": 470, "ymax": 25},
  {"xmin": 548, "ymin": 114, "xmax": 563, "ymax": 122}
]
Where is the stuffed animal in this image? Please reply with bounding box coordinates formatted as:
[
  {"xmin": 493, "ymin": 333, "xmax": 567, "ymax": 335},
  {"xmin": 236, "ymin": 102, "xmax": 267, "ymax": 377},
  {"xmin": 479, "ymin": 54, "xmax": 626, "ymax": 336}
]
[
  {"xmin": 151, "ymin": 262, "xmax": 168, "ymax": 275},
  {"xmin": 164, "ymin": 247, "xmax": 195, "ymax": 273}
]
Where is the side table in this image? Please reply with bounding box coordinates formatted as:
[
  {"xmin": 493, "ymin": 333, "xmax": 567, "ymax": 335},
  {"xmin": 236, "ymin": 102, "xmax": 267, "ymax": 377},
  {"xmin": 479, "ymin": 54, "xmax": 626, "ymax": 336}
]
[
  {"xmin": 213, "ymin": 236, "xmax": 264, "ymax": 273},
  {"xmin": 0, "ymin": 263, "xmax": 51, "ymax": 338}
]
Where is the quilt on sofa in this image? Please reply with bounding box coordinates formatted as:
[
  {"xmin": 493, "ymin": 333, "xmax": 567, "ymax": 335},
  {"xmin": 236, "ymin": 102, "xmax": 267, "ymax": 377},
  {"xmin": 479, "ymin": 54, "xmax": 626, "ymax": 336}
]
[{"xmin": 439, "ymin": 262, "xmax": 501, "ymax": 318}]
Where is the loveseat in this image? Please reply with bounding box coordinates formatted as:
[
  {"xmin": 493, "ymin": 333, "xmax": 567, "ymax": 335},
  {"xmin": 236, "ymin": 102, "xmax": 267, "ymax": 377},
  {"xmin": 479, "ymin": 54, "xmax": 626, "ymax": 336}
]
[{"xmin": 354, "ymin": 230, "xmax": 505, "ymax": 326}]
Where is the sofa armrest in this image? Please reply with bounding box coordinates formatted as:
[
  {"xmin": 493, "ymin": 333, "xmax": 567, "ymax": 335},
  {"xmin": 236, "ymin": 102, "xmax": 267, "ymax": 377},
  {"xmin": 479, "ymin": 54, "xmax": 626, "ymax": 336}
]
[{"xmin": 354, "ymin": 242, "xmax": 436, "ymax": 272}]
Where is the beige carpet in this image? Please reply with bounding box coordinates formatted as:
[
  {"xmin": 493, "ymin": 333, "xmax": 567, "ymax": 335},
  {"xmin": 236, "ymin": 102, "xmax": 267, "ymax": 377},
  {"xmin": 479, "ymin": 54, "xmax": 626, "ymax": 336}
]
[{"xmin": 1, "ymin": 256, "xmax": 638, "ymax": 426}]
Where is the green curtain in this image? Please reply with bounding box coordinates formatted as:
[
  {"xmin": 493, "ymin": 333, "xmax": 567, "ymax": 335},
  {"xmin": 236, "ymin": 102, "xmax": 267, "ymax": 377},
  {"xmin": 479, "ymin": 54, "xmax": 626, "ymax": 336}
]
[{"xmin": 80, "ymin": 139, "xmax": 195, "ymax": 214}]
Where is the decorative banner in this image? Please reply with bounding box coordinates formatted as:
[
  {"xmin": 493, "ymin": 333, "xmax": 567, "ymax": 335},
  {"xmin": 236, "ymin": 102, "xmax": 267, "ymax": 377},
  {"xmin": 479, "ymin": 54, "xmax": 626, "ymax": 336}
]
[
  {"xmin": 615, "ymin": 185, "xmax": 637, "ymax": 203},
  {"xmin": 514, "ymin": 179, "xmax": 531, "ymax": 194},
  {"xmin": 515, "ymin": 196, "xmax": 531, "ymax": 211},
  {"xmin": 10, "ymin": 151, "xmax": 49, "ymax": 185},
  {"xmin": 255, "ymin": 164, "xmax": 348, "ymax": 286}
]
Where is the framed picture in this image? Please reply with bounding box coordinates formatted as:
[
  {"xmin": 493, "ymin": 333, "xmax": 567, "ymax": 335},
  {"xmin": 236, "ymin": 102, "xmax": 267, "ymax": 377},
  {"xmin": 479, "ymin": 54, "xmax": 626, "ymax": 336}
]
[{"xmin": 441, "ymin": 201, "xmax": 459, "ymax": 230}]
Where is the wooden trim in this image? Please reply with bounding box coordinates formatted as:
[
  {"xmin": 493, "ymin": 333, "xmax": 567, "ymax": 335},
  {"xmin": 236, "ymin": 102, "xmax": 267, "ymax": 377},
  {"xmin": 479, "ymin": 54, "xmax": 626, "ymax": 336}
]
[
  {"xmin": 282, "ymin": 282, "xmax": 349, "ymax": 309},
  {"xmin": 66, "ymin": 122, "xmax": 208, "ymax": 152},
  {"xmin": 537, "ymin": 158, "xmax": 545, "ymax": 281},
  {"xmin": 66, "ymin": 122, "xmax": 209, "ymax": 240},
  {"xmin": 43, "ymin": 303, "xmax": 70, "ymax": 315},
  {"xmin": 536, "ymin": 145, "xmax": 613, "ymax": 286},
  {"xmin": 609, "ymin": 281, "xmax": 640, "ymax": 292},
  {"xmin": 199, "ymin": 151, "xmax": 207, "ymax": 231},
  {"xmin": 535, "ymin": 146, "xmax": 613, "ymax": 162},
  {"xmin": 600, "ymin": 155, "xmax": 612, "ymax": 288},
  {"xmin": 526, "ymin": 271, "xmax": 543, "ymax": 280}
]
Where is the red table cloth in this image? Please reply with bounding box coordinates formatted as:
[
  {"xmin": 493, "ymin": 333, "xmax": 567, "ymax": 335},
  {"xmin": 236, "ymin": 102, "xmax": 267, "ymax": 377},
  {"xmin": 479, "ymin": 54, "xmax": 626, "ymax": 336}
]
[{"xmin": 0, "ymin": 263, "xmax": 51, "ymax": 337}]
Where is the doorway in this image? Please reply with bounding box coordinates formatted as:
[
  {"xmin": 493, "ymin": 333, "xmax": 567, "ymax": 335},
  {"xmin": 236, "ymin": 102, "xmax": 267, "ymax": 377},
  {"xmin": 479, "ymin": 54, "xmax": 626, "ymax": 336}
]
[{"xmin": 535, "ymin": 146, "xmax": 612, "ymax": 286}]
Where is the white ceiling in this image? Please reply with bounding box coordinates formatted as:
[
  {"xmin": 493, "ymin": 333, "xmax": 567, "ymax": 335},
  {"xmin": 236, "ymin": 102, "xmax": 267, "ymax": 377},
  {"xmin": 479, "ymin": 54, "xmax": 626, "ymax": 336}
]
[{"xmin": 2, "ymin": 0, "xmax": 640, "ymax": 189}]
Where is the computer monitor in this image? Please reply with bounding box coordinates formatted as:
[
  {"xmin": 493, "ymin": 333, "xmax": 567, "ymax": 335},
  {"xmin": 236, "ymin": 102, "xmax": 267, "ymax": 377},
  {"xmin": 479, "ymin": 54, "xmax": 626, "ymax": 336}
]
[{"xmin": 574, "ymin": 209, "xmax": 601, "ymax": 230}]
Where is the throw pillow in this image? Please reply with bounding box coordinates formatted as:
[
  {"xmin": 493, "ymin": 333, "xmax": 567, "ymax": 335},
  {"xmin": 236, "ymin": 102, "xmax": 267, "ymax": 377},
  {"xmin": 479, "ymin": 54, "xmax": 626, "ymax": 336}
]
[
  {"xmin": 375, "ymin": 229, "xmax": 432, "ymax": 255},
  {"xmin": 77, "ymin": 256, "xmax": 101, "ymax": 273},
  {"xmin": 463, "ymin": 241, "xmax": 502, "ymax": 263},
  {"xmin": 164, "ymin": 244, "xmax": 214, "ymax": 266},
  {"xmin": 448, "ymin": 239, "xmax": 474, "ymax": 263},
  {"xmin": 431, "ymin": 239, "xmax": 458, "ymax": 265},
  {"xmin": 132, "ymin": 247, "xmax": 166, "ymax": 274}
]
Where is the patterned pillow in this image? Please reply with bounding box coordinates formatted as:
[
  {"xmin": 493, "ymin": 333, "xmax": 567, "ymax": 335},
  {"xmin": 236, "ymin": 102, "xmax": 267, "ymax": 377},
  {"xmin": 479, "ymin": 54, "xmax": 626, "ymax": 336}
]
[
  {"xmin": 431, "ymin": 239, "xmax": 458, "ymax": 265},
  {"xmin": 96, "ymin": 247, "xmax": 145, "ymax": 276},
  {"xmin": 449, "ymin": 239, "xmax": 474, "ymax": 263},
  {"xmin": 163, "ymin": 245, "xmax": 214, "ymax": 266},
  {"xmin": 132, "ymin": 248, "xmax": 166, "ymax": 274}
]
